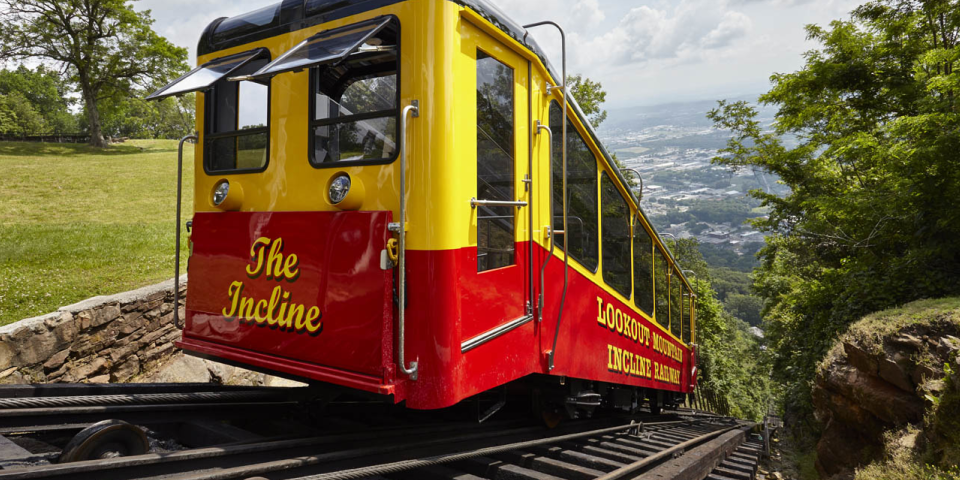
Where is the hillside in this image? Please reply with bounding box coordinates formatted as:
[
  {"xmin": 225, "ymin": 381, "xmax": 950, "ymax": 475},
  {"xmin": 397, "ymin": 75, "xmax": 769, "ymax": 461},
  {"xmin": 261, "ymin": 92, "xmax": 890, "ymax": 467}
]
[
  {"xmin": 0, "ymin": 140, "xmax": 192, "ymax": 325},
  {"xmin": 812, "ymin": 298, "xmax": 960, "ymax": 479}
]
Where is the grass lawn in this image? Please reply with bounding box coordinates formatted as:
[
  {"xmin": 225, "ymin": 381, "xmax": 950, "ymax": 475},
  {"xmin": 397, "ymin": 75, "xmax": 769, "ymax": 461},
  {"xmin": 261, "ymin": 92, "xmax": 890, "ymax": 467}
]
[{"xmin": 0, "ymin": 140, "xmax": 193, "ymax": 325}]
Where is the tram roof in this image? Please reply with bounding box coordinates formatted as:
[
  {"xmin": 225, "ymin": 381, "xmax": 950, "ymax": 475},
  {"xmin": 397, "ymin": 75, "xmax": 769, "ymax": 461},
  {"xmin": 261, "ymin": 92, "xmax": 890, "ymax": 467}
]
[{"xmin": 197, "ymin": 0, "xmax": 693, "ymax": 286}]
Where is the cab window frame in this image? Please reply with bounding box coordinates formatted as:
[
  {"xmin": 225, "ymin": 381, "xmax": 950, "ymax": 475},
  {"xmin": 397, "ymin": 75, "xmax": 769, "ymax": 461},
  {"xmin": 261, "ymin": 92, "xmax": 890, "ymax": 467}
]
[
  {"xmin": 549, "ymin": 99, "xmax": 600, "ymax": 273},
  {"xmin": 202, "ymin": 51, "xmax": 273, "ymax": 175},
  {"xmin": 600, "ymin": 170, "xmax": 632, "ymax": 298},
  {"xmin": 307, "ymin": 16, "xmax": 401, "ymax": 169}
]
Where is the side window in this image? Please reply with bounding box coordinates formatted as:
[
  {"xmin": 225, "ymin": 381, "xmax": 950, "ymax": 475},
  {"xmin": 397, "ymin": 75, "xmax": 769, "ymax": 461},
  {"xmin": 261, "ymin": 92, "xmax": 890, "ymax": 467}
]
[
  {"xmin": 549, "ymin": 101, "xmax": 598, "ymax": 271},
  {"xmin": 601, "ymin": 172, "xmax": 631, "ymax": 297},
  {"xmin": 654, "ymin": 249, "xmax": 669, "ymax": 328},
  {"xmin": 310, "ymin": 19, "xmax": 399, "ymax": 166},
  {"xmin": 476, "ymin": 51, "xmax": 515, "ymax": 272},
  {"xmin": 633, "ymin": 218, "xmax": 654, "ymax": 316},
  {"xmin": 671, "ymin": 269, "xmax": 683, "ymax": 338},
  {"xmin": 205, "ymin": 55, "xmax": 271, "ymax": 172}
]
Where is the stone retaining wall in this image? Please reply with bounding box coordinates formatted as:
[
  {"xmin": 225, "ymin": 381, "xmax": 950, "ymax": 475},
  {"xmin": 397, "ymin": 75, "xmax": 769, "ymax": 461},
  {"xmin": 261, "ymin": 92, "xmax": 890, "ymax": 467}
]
[{"xmin": 0, "ymin": 276, "xmax": 187, "ymax": 384}]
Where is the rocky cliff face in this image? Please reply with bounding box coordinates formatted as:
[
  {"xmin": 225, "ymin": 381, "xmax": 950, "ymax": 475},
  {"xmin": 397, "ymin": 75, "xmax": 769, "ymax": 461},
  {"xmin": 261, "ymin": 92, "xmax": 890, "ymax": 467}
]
[{"xmin": 811, "ymin": 299, "xmax": 960, "ymax": 478}]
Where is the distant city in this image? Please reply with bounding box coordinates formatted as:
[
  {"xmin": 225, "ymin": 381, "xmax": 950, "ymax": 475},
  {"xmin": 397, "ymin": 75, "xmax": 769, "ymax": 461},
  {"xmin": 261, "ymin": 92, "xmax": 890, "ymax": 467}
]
[{"xmin": 597, "ymin": 96, "xmax": 785, "ymax": 262}]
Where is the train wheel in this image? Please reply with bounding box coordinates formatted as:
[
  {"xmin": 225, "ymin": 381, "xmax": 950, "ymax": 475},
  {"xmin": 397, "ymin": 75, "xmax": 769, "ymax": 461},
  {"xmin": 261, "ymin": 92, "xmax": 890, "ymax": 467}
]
[
  {"xmin": 532, "ymin": 390, "xmax": 563, "ymax": 429},
  {"xmin": 58, "ymin": 419, "xmax": 148, "ymax": 463},
  {"xmin": 649, "ymin": 395, "xmax": 662, "ymax": 416}
]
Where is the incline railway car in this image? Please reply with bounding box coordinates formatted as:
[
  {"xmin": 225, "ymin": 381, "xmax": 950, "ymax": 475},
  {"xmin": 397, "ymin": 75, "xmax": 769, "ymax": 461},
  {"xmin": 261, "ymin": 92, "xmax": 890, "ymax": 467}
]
[{"xmin": 149, "ymin": 0, "xmax": 698, "ymax": 417}]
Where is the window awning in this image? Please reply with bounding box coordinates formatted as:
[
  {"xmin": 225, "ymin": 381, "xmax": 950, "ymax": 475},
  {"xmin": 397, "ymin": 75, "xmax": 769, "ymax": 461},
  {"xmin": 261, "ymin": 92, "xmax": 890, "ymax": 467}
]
[
  {"xmin": 236, "ymin": 17, "xmax": 393, "ymax": 82},
  {"xmin": 146, "ymin": 48, "xmax": 268, "ymax": 101}
]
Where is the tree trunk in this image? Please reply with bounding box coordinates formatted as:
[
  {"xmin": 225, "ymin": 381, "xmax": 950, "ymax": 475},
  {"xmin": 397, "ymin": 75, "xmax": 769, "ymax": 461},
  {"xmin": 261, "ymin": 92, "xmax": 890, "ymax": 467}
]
[{"xmin": 79, "ymin": 74, "xmax": 108, "ymax": 148}]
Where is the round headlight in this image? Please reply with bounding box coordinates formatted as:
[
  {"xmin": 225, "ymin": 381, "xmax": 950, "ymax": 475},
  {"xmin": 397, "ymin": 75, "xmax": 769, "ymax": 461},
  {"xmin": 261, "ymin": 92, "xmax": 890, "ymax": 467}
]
[
  {"xmin": 213, "ymin": 181, "xmax": 230, "ymax": 206},
  {"xmin": 328, "ymin": 175, "xmax": 351, "ymax": 205}
]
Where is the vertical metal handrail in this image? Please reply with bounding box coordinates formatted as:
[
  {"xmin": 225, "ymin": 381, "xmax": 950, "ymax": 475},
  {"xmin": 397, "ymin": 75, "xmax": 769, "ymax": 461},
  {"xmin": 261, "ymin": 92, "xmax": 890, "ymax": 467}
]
[
  {"xmin": 173, "ymin": 134, "xmax": 198, "ymax": 330},
  {"xmin": 523, "ymin": 21, "xmax": 566, "ymax": 371},
  {"xmin": 395, "ymin": 101, "xmax": 419, "ymax": 380},
  {"xmin": 624, "ymin": 168, "xmax": 644, "ymax": 201},
  {"xmin": 534, "ymin": 120, "xmax": 553, "ymax": 324}
]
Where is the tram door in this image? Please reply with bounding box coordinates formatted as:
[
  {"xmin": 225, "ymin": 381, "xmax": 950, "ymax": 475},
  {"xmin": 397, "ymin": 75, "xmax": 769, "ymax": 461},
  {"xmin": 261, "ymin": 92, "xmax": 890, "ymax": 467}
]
[{"xmin": 459, "ymin": 21, "xmax": 533, "ymax": 351}]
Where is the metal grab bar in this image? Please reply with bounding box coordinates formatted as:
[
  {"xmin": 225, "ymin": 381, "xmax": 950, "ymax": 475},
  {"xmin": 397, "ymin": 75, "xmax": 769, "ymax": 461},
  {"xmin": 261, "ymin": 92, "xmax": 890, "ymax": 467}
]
[
  {"xmin": 395, "ymin": 101, "xmax": 419, "ymax": 380},
  {"xmin": 624, "ymin": 168, "xmax": 644, "ymax": 201},
  {"xmin": 173, "ymin": 134, "xmax": 198, "ymax": 330},
  {"xmin": 535, "ymin": 120, "xmax": 553, "ymax": 324},
  {"xmin": 470, "ymin": 198, "xmax": 528, "ymax": 208},
  {"xmin": 524, "ymin": 20, "xmax": 567, "ymax": 372}
]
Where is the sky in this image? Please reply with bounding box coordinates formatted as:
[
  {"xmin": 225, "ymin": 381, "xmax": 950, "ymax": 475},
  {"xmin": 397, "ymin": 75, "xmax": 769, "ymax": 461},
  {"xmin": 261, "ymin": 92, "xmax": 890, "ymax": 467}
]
[{"xmin": 139, "ymin": 0, "xmax": 864, "ymax": 108}]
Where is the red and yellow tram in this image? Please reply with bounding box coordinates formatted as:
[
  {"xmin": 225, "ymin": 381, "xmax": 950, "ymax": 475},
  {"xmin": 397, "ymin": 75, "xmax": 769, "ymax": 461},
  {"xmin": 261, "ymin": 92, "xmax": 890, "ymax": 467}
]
[{"xmin": 149, "ymin": 0, "xmax": 698, "ymax": 416}]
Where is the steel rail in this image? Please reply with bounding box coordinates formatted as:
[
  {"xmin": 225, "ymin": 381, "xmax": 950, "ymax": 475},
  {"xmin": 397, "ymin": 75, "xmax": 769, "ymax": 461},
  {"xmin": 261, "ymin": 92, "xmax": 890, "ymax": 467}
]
[
  {"xmin": 0, "ymin": 418, "xmax": 565, "ymax": 479},
  {"xmin": 284, "ymin": 420, "xmax": 718, "ymax": 480},
  {"xmin": 0, "ymin": 390, "xmax": 290, "ymax": 409},
  {"xmin": 594, "ymin": 423, "xmax": 740, "ymax": 480}
]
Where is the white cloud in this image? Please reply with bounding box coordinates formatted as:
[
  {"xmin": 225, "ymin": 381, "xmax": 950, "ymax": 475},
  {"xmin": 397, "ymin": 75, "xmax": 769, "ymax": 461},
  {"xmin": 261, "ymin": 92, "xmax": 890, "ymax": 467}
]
[
  {"xmin": 702, "ymin": 11, "xmax": 753, "ymax": 48},
  {"xmin": 572, "ymin": 0, "xmax": 606, "ymax": 28},
  {"xmin": 137, "ymin": 0, "xmax": 865, "ymax": 106}
]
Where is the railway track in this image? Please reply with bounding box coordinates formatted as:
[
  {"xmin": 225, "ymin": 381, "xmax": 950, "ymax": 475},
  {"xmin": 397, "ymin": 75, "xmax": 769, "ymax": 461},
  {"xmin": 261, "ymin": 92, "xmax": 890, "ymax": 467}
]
[{"xmin": 0, "ymin": 384, "xmax": 759, "ymax": 480}]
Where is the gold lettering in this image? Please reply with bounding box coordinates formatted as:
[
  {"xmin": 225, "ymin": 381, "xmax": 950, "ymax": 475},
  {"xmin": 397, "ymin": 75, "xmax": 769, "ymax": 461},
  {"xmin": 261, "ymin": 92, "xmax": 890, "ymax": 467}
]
[
  {"xmin": 266, "ymin": 286, "xmax": 282, "ymax": 325},
  {"xmin": 304, "ymin": 307, "xmax": 322, "ymax": 334},
  {"xmin": 222, "ymin": 281, "xmax": 243, "ymax": 318},
  {"xmin": 246, "ymin": 237, "xmax": 271, "ymax": 278},
  {"xmin": 255, "ymin": 299, "xmax": 268, "ymax": 324},
  {"xmin": 597, "ymin": 297, "xmax": 606, "ymax": 327}
]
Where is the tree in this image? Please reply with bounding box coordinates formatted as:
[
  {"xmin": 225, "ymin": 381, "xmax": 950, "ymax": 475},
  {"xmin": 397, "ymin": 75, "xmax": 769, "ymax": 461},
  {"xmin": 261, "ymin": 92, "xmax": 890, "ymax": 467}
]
[
  {"xmin": 567, "ymin": 74, "xmax": 607, "ymax": 128},
  {"xmin": 707, "ymin": 0, "xmax": 960, "ymax": 417},
  {"xmin": 566, "ymin": 74, "xmax": 639, "ymax": 190},
  {"xmin": 101, "ymin": 90, "xmax": 195, "ymax": 139},
  {"xmin": 0, "ymin": 65, "xmax": 77, "ymax": 134},
  {"xmin": 0, "ymin": 0, "xmax": 188, "ymax": 147},
  {"xmin": 2, "ymin": 93, "xmax": 43, "ymax": 138}
]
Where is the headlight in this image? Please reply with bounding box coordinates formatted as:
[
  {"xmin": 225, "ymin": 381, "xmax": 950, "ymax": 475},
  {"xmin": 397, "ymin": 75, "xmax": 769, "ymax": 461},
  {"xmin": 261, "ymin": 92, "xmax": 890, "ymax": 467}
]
[
  {"xmin": 328, "ymin": 174, "xmax": 351, "ymax": 205},
  {"xmin": 213, "ymin": 181, "xmax": 230, "ymax": 206}
]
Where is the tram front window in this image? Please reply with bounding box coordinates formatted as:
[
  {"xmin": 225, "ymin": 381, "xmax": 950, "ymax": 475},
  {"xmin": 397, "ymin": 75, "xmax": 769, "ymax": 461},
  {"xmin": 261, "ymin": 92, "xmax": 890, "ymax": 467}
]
[
  {"xmin": 309, "ymin": 19, "xmax": 399, "ymax": 166},
  {"xmin": 205, "ymin": 54, "xmax": 271, "ymax": 173}
]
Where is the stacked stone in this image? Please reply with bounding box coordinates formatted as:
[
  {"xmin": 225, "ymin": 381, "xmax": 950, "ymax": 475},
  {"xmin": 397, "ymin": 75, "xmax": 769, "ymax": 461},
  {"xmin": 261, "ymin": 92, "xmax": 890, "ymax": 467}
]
[{"xmin": 0, "ymin": 277, "xmax": 187, "ymax": 385}]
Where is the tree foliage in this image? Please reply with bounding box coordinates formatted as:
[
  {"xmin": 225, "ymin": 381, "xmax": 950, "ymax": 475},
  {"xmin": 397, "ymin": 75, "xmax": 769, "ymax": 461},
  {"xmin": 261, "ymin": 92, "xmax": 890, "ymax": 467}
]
[
  {"xmin": 0, "ymin": 65, "xmax": 78, "ymax": 135},
  {"xmin": 0, "ymin": 0, "xmax": 188, "ymax": 146},
  {"xmin": 707, "ymin": 0, "xmax": 960, "ymax": 418},
  {"xmin": 671, "ymin": 238, "xmax": 772, "ymax": 421}
]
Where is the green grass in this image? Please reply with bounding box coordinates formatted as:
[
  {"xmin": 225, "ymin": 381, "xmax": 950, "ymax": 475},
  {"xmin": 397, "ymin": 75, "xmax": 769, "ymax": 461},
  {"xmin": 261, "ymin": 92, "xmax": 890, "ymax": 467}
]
[{"xmin": 0, "ymin": 140, "xmax": 193, "ymax": 325}]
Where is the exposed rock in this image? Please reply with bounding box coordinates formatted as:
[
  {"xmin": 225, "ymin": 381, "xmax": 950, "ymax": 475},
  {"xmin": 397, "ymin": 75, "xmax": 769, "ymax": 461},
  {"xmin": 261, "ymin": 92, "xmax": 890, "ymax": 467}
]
[
  {"xmin": 0, "ymin": 367, "xmax": 17, "ymax": 380},
  {"xmin": 18, "ymin": 331, "xmax": 59, "ymax": 365},
  {"xmin": 119, "ymin": 314, "xmax": 143, "ymax": 336},
  {"xmin": 91, "ymin": 304, "xmax": 121, "ymax": 327},
  {"xmin": 814, "ymin": 311, "xmax": 960, "ymax": 477},
  {"xmin": 144, "ymin": 355, "xmax": 211, "ymax": 383},
  {"xmin": 891, "ymin": 333, "xmax": 924, "ymax": 350},
  {"xmin": 111, "ymin": 356, "xmax": 140, "ymax": 383},
  {"xmin": 0, "ymin": 342, "xmax": 17, "ymax": 370},
  {"xmin": 87, "ymin": 374, "xmax": 110, "ymax": 384},
  {"xmin": 878, "ymin": 354, "xmax": 915, "ymax": 393},
  {"xmin": 937, "ymin": 335, "xmax": 960, "ymax": 357},
  {"xmin": 912, "ymin": 364, "xmax": 938, "ymax": 386},
  {"xmin": 63, "ymin": 357, "xmax": 107, "ymax": 383},
  {"xmin": 139, "ymin": 324, "xmax": 176, "ymax": 347},
  {"xmin": 43, "ymin": 349, "xmax": 70, "ymax": 371},
  {"xmin": 843, "ymin": 341, "xmax": 877, "ymax": 375}
]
